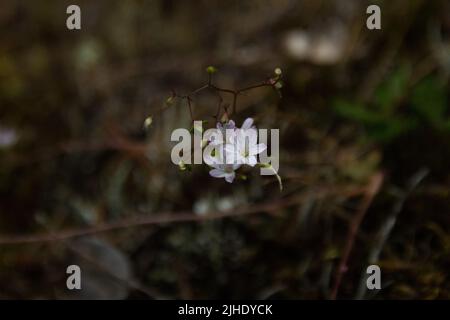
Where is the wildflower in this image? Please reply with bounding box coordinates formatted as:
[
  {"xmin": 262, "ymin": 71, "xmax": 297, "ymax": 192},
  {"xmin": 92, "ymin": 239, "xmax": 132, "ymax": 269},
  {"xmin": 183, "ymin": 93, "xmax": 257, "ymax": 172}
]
[
  {"xmin": 217, "ymin": 119, "xmax": 236, "ymax": 131},
  {"xmin": 241, "ymin": 118, "xmax": 255, "ymax": 130},
  {"xmin": 224, "ymin": 118, "xmax": 266, "ymax": 166},
  {"xmin": 206, "ymin": 120, "xmax": 236, "ymax": 146},
  {"xmin": 209, "ymin": 163, "xmax": 241, "ymax": 183}
]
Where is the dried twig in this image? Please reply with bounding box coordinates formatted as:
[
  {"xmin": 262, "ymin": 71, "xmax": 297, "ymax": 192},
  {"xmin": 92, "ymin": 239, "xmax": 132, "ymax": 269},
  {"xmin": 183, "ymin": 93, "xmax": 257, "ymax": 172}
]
[
  {"xmin": 330, "ymin": 172, "xmax": 384, "ymax": 300},
  {"xmin": 355, "ymin": 168, "xmax": 428, "ymax": 299},
  {"xmin": 0, "ymin": 197, "xmax": 300, "ymax": 246}
]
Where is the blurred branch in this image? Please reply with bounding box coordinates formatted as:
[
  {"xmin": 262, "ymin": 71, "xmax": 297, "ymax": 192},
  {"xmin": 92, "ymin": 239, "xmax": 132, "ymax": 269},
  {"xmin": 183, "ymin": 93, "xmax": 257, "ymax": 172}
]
[
  {"xmin": 7, "ymin": 127, "xmax": 150, "ymax": 167},
  {"xmin": 0, "ymin": 196, "xmax": 300, "ymax": 246},
  {"xmin": 330, "ymin": 171, "xmax": 384, "ymax": 300},
  {"xmin": 355, "ymin": 168, "xmax": 429, "ymax": 299}
]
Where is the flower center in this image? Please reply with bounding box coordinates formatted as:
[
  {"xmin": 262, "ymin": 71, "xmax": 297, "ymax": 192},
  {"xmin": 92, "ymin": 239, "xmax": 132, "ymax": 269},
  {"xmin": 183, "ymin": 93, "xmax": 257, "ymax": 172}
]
[
  {"xmin": 241, "ymin": 149, "xmax": 249, "ymax": 157},
  {"xmin": 224, "ymin": 166, "xmax": 234, "ymax": 173},
  {"xmin": 241, "ymin": 142, "xmax": 250, "ymax": 158}
]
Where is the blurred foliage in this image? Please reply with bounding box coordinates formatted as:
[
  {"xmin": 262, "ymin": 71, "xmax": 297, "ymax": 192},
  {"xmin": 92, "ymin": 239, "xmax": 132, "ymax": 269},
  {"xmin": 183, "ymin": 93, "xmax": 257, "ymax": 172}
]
[{"xmin": 334, "ymin": 67, "xmax": 449, "ymax": 143}]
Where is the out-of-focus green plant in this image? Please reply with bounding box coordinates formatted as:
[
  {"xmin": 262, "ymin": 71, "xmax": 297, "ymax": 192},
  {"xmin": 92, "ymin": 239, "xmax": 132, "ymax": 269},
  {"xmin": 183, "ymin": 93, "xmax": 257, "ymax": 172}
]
[
  {"xmin": 411, "ymin": 77, "xmax": 450, "ymax": 130},
  {"xmin": 333, "ymin": 65, "xmax": 449, "ymax": 143}
]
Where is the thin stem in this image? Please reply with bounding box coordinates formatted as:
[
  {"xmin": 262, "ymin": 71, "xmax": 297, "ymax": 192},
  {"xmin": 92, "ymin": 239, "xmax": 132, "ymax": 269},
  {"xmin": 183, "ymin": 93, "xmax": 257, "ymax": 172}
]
[
  {"xmin": 172, "ymin": 74, "xmax": 280, "ymax": 120},
  {"xmin": 191, "ymin": 84, "xmax": 209, "ymax": 95},
  {"xmin": 187, "ymin": 97, "xmax": 194, "ymax": 120},
  {"xmin": 238, "ymin": 81, "xmax": 271, "ymax": 93},
  {"xmin": 0, "ymin": 197, "xmax": 301, "ymax": 245},
  {"xmin": 214, "ymin": 94, "xmax": 223, "ymax": 121},
  {"xmin": 232, "ymin": 93, "xmax": 238, "ymax": 115},
  {"xmin": 330, "ymin": 172, "xmax": 384, "ymax": 300}
]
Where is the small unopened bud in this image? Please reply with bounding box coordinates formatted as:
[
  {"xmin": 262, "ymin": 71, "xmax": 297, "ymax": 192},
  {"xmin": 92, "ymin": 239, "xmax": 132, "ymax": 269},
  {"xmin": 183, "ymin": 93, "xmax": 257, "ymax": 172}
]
[
  {"xmin": 178, "ymin": 160, "xmax": 187, "ymax": 171},
  {"xmin": 143, "ymin": 116, "xmax": 153, "ymax": 130},
  {"xmin": 220, "ymin": 113, "xmax": 229, "ymax": 123},
  {"xmin": 206, "ymin": 66, "xmax": 217, "ymax": 74},
  {"xmin": 166, "ymin": 96, "xmax": 174, "ymax": 105},
  {"xmin": 274, "ymin": 67, "xmax": 282, "ymax": 76}
]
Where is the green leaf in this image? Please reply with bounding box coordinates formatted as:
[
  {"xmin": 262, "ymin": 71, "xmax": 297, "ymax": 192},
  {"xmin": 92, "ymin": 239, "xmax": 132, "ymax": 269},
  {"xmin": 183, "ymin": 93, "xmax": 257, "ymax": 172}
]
[
  {"xmin": 333, "ymin": 99, "xmax": 385, "ymax": 125},
  {"xmin": 411, "ymin": 77, "xmax": 447, "ymax": 128},
  {"xmin": 368, "ymin": 117, "xmax": 417, "ymax": 142},
  {"xmin": 374, "ymin": 65, "xmax": 410, "ymax": 114}
]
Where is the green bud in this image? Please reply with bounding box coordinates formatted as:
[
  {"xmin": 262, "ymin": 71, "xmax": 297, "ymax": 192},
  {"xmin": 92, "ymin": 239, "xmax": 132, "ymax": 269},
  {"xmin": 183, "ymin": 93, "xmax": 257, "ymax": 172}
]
[
  {"xmin": 206, "ymin": 66, "xmax": 217, "ymax": 74},
  {"xmin": 178, "ymin": 160, "xmax": 186, "ymax": 171},
  {"xmin": 143, "ymin": 116, "xmax": 153, "ymax": 130},
  {"xmin": 275, "ymin": 81, "xmax": 283, "ymax": 90},
  {"xmin": 166, "ymin": 96, "xmax": 174, "ymax": 105},
  {"xmin": 220, "ymin": 113, "xmax": 229, "ymax": 123}
]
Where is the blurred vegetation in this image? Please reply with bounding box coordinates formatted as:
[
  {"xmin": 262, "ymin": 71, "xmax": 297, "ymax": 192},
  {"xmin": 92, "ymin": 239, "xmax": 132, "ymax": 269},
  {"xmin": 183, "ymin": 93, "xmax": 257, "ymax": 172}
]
[{"xmin": 0, "ymin": 0, "xmax": 449, "ymax": 299}]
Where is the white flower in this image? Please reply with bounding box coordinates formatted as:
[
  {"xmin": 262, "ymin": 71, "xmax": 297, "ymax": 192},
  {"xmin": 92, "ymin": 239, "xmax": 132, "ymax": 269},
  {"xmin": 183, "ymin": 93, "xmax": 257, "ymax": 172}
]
[
  {"xmin": 209, "ymin": 163, "xmax": 241, "ymax": 183},
  {"xmin": 206, "ymin": 120, "xmax": 236, "ymax": 146},
  {"xmin": 224, "ymin": 118, "xmax": 266, "ymax": 167},
  {"xmin": 217, "ymin": 120, "xmax": 236, "ymax": 131},
  {"xmin": 210, "ymin": 120, "xmax": 236, "ymax": 146},
  {"xmin": 206, "ymin": 118, "xmax": 265, "ymax": 182},
  {"xmin": 241, "ymin": 118, "xmax": 255, "ymax": 130},
  {"xmin": 0, "ymin": 126, "xmax": 18, "ymax": 148}
]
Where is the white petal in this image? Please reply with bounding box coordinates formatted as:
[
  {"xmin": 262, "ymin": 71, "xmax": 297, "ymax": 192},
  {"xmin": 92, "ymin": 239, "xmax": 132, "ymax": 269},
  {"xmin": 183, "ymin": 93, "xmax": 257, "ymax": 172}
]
[
  {"xmin": 247, "ymin": 156, "xmax": 257, "ymax": 166},
  {"xmin": 209, "ymin": 169, "xmax": 226, "ymax": 178},
  {"xmin": 241, "ymin": 118, "xmax": 254, "ymax": 130},
  {"xmin": 224, "ymin": 144, "xmax": 238, "ymax": 163},
  {"xmin": 224, "ymin": 172, "xmax": 235, "ymax": 183},
  {"xmin": 232, "ymin": 163, "xmax": 242, "ymax": 170},
  {"xmin": 249, "ymin": 143, "xmax": 267, "ymax": 155},
  {"xmin": 224, "ymin": 143, "xmax": 236, "ymax": 152}
]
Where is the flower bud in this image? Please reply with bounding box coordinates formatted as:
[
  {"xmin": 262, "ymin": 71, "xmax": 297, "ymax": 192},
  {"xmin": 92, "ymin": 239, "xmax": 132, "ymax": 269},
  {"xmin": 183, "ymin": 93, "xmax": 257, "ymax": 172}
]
[
  {"xmin": 143, "ymin": 116, "xmax": 153, "ymax": 130},
  {"xmin": 178, "ymin": 160, "xmax": 187, "ymax": 171},
  {"xmin": 206, "ymin": 66, "xmax": 217, "ymax": 74}
]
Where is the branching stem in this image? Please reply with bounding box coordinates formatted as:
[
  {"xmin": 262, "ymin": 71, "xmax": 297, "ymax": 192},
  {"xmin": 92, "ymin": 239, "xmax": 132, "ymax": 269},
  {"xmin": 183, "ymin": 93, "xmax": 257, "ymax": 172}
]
[{"xmin": 171, "ymin": 72, "xmax": 281, "ymax": 122}]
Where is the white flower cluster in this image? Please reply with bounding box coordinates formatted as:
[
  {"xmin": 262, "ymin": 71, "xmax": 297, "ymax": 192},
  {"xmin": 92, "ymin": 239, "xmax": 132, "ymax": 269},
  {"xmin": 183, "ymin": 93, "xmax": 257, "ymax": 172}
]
[{"xmin": 204, "ymin": 118, "xmax": 267, "ymax": 183}]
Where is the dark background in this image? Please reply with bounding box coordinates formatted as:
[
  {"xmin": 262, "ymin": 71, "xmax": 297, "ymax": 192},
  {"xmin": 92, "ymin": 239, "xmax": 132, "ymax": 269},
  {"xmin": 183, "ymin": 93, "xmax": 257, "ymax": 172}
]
[{"xmin": 0, "ymin": 0, "xmax": 449, "ymax": 299}]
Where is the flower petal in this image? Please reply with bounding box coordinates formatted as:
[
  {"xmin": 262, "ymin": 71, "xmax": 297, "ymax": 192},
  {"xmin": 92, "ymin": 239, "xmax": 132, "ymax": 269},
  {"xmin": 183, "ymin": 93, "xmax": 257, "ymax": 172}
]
[
  {"xmin": 241, "ymin": 118, "xmax": 254, "ymax": 130},
  {"xmin": 224, "ymin": 172, "xmax": 235, "ymax": 183},
  {"xmin": 247, "ymin": 156, "xmax": 257, "ymax": 166},
  {"xmin": 249, "ymin": 143, "xmax": 267, "ymax": 155},
  {"xmin": 232, "ymin": 163, "xmax": 242, "ymax": 170},
  {"xmin": 209, "ymin": 169, "xmax": 226, "ymax": 178},
  {"xmin": 226, "ymin": 120, "xmax": 236, "ymax": 129},
  {"xmin": 224, "ymin": 144, "xmax": 237, "ymax": 154}
]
